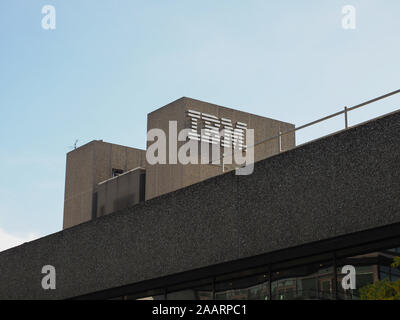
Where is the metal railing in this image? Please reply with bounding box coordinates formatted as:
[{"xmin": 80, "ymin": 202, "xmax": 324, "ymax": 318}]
[
  {"xmin": 256, "ymin": 88, "xmax": 400, "ymax": 153},
  {"xmin": 214, "ymin": 88, "xmax": 400, "ymax": 170}
]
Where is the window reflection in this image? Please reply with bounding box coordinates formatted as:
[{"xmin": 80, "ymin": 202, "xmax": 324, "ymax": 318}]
[
  {"xmin": 337, "ymin": 247, "xmax": 400, "ymax": 300},
  {"xmin": 271, "ymin": 261, "xmax": 334, "ymax": 300},
  {"xmin": 106, "ymin": 245, "xmax": 400, "ymax": 300},
  {"xmin": 215, "ymin": 274, "xmax": 269, "ymax": 300},
  {"xmin": 167, "ymin": 287, "xmax": 213, "ymax": 300},
  {"xmin": 167, "ymin": 279, "xmax": 213, "ymax": 300}
]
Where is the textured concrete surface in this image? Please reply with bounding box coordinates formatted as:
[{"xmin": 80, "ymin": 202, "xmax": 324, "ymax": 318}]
[
  {"xmin": 63, "ymin": 140, "xmax": 146, "ymax": 229},
  {"xmin": 145, "ymin": 97, "xmax": 295, "ymax": 200},
  {"xmin": 1, "ymin": 110, "xmax": 400, "ymax": 299},
  {"xmin": 96, "ymin": 168, "xmax": 145, "ymax": 217}
]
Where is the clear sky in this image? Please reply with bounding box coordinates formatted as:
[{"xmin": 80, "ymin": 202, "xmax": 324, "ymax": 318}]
[{"xmin": 1, "ymin": 0, "xmax": 400, "ymax": 251}]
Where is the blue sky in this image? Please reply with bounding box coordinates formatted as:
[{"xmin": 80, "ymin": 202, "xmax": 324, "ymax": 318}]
[{"xmin": 1, "ymin": 0, "xmax": 400, "ymax": 250}]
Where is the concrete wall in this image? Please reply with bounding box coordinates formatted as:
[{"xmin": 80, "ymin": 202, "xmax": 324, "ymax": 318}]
[
  {"xmin": 63, "ymin": 141, "xmax": 145, "ymax": 229},
  {"xmin": 2, "ymin": 110, "xmax": 400, "ymax": 299},
  {"xmin": 63, "ymin": 143, "xmax": 96, "ymax": 230},
  {"xmin": 96, "ymin": 168, "xmax": 145, "ymax": 218},
  {"xmin": 145, "ymin": 97, "xmax": 295, "ymax": 200},
  {"xmin": 64, "ymin": 98, "xmax": 294, "ymax": 226}
]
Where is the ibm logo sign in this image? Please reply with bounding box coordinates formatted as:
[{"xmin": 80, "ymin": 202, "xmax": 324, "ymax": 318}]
[{"xmin": 186, "ymin": 110, "xmax": 248, "ymax": 151}]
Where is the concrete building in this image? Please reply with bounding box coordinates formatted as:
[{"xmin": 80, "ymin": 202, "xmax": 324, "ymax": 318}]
[
  {"xmin": 145, "ymin": 97, "xmax": 295, "ymax": 201},
  {"xmin": 63, "ymin": 97, "xmax": 295, "ymax": 229},
  {"xmin": 96, "ymin": 167, "xmax": 146, "ymax": 218},
  {"xmin": 1, "ymin": 95, "xmax": 400, "ymax": 300},
  {"xmin": 63, "ymin": 140, "xmax": 146, "ymax": 229}
]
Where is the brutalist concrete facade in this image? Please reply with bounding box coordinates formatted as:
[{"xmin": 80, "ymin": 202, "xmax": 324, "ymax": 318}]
[
  {"xmin": 63, "ymin": 140, "xmax": 146, "ymax": 229},
  {"xmin": 63, "ymin": 97, "xmax": 295, "ymax": 229},
  {"xmin": 145, "ymin": 97, "xmax": 295, "ymax": 200},
  {"xmin": 1, "ymin": 110, "xmax": 400, "ymax": 300},
  {"xmin": 96, "ymin": 167, "xmax": 146, "ymax": 218}
]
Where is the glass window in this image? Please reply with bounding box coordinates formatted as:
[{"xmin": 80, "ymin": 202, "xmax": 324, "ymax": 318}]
[
  {"xmin": 215, "ymin": 274, "xmax": 270, "ymax": 300},
  {"xmin": 103, "ymin": 242, "xmax": 400, "ymax": 301},
  {"xmin": 336, "ymin": 247, "xmax": 400, "ymax": 300},
  {"xmin": 271, "ymin": 260, "xmax": 334, "ymax": 300},
  {"xmin": 167, "ymin": 279, "xmax": 213, "ymax": 300}
]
